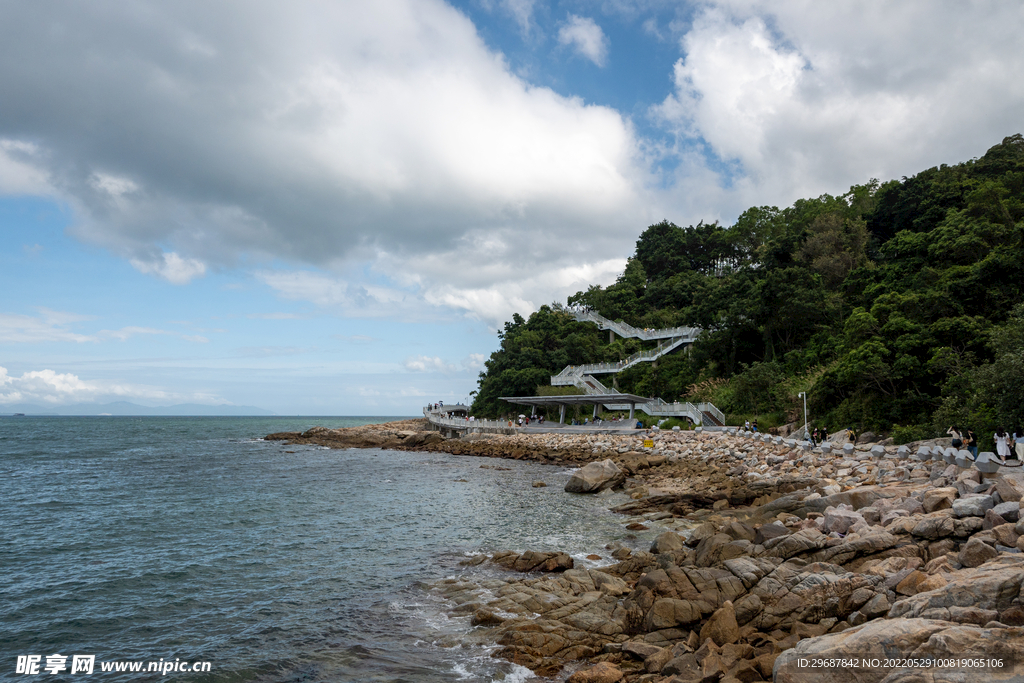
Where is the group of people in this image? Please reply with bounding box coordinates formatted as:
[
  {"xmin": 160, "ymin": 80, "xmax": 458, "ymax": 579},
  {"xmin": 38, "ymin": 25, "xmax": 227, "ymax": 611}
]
[
  {"xmin": 509, "ymin": 415, "xmax": 546, "ymax": 427},
  {"xmin": 947, "ymin": 426, "xmax": 1024, "ymax": 464}
]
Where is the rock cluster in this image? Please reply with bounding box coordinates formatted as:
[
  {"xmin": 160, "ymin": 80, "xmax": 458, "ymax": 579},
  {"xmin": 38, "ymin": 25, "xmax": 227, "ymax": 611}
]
[{"xmin": 265, "ymin": 420, "xmax": 446, "ymax": 450}]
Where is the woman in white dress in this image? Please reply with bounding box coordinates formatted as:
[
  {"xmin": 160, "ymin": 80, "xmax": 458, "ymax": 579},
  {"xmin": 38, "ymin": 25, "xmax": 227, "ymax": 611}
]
[
  {"xmin": 995, "ymin": 427, "xmax": 1012, "ymax": 463},
  {"xmin": 1014, "ymin": 426, "xmax": 1024, "ymax": 461}
]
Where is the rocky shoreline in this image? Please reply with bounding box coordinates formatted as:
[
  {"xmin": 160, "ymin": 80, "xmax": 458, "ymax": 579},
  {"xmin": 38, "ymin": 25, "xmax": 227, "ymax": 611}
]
[{"xmin": 267, "ymin": 420, "xmax": 1024, "ymax": 682}]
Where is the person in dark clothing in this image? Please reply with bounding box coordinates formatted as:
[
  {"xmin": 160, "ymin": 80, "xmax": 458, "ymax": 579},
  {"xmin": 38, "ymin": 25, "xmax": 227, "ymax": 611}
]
[{"xmin": 965, "ymin": 428, "xmax": 978, "ymax": 458}]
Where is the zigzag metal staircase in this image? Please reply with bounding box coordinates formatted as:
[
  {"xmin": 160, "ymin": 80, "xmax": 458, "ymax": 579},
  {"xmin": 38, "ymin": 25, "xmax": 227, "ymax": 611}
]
[{"xmin": 551, "ymin": 308, "xmax": 724, "ymax": 427}]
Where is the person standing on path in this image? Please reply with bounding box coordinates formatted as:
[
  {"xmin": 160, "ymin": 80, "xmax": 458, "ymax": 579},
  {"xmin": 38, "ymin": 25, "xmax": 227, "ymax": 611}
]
[
  {"xmin": 1014, "ymin": 426, "xmax": 1024, "ymax": 461},
  {"xmin": 995, "ymin": 427, "xmax": 1012, "ymax": 463}
]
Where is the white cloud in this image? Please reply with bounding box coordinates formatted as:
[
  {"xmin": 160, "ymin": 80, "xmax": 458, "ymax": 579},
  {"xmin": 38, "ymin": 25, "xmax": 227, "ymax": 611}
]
[
  {"xmin": 0, "ymin": 365, "xmax": 177, "ymax": 405},
  {"xmin": 130, "ymin": 252, "xmax": 207, "ymax": 285},
  {"xmin": 463, "ymin": 353, "xmax": 486, "ymax": 371},
  {"xmin": 0, "ymin": 1, "xmax": 645, "ymax": 278},
  {"xmin": 256, "ymin": 270, "xmax": 423, "ymax": 320},
  {"xmin": 0, "ymin": 1, "xmax": 1022, "ymax": 333},
  {"xmin": 503, "ymin": 0, "xmax": 536, "ymax": 35},
  {"xmin": 653, "ymin": 2, "xmax": 1024, "ymax": 212},
  {"xmin": 416, "ymin": 255, "xmax": 627, "ymax": 326},
  {"xmin": 98, "ymin": 326, "xmax": 168, "ymax": 342},
  {"xmin": 255, "ymin": 250, "xmax": 627, "ymax": 329},
  {"xmin": 90, "ymin": 172, "xmax": 138, "ymax": 198},
  {"xmin": 0, "ymin": 139, "xmax": 52, "ymax": 196},
  {"xmin": 0, "ymin": 310, "xmax": 212, "ymax": 344},
  {"xmin": 558, "ymin": 15, "xmax": 610, "ymax": 67},
  {"xmin": 0, "ymin": 310, "xmax": 96, "ymax": 343},
  {"xmin": 403, "ymin": 355, "xmax": 458, "ymax": 373}
]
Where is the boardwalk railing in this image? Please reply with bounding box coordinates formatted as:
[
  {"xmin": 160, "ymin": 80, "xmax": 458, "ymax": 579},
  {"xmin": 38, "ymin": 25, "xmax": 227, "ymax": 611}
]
[{"xmin": 423, "ymin": 407, "xmax": 518, "ymax": 434}]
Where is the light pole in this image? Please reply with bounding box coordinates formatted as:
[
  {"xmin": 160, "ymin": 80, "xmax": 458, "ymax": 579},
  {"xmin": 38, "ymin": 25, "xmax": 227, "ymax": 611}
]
[{"xmin": 798, "ymin": 392, "xmax": 808, "ymax": 436}]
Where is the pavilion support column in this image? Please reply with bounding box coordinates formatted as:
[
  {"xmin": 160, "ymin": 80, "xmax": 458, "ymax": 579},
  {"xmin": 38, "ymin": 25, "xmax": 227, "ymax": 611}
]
[
  {"xmin": 628, "ymin": 403, "xmax": 635, "ymax": 420},
  {"xmin": 592, "ymin": 404, "xmax": 598, "ymax": 419},
  {"xmin": 609, "ymin": 330, "xmax": 614, "ymax": 343},
  {"xmin": 559, "ymin": 404, "xmax": 566, "ymax": 424}
]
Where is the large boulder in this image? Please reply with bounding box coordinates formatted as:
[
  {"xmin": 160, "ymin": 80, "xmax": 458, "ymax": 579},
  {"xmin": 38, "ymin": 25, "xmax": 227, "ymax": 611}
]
[
  {"xmin": 889, "ymin": 555, "xmax": 1024, "ymax": 619},
  {"xmin": 699, "ymin": 600, "xmax": 739, "ymax": 647},
  {"xmin": 650, "ymin": 531, "xmax": 684, "ymax": 555},
  {"xmin": 958, "ymin": 537, "xmax": 998, "ymax": 568},
  {"xmin": 911, "ymin": 514, "xmax": 955, "ymax": 539},
  {"xmin": 994, "ymin": 501, "xmax": 1021, "ymax": 522},
  {"xmin": 564, "ymin": 459, "xmax": 625, "ymax": 493},
  {"xmin": 566, "ymin": 662, "xmax": 623, "ymax": 683},
  {"xmin": 923, "ymin": 487, "xmax": 957, "ymax": 512},
  {"xmin": 804, "ymin": 486, "xmax": 893, "ymax": 512},
  {"xmin": 590, "ymin": 570, "xmax": 629, "ymax": 596},
  {"xmin": 501, "ymin": 550, "xmax": 575, "ymax": 572},
  {"xmin": 644, "ymin": 598, "xmax": 702, "ymax": 630},
  {"xmin": 822, "ymin": 505, "xmax": 866, "ymax": 534},
  {"xmin": 952, "ymin": 494, "xmax": 995, "ymax": 518}
]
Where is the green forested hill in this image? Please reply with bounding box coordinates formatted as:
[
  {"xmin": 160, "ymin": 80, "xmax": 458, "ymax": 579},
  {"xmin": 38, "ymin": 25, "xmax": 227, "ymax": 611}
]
[{"xmin": 471, "ymin": 135, "xmax": 1024, "ymax": 446}]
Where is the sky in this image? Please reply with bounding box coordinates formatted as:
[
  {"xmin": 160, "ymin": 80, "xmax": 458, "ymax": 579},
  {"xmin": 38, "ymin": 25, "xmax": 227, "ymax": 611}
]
[{"xmin": 1, "ymin": 0, "xmax": 1022, "ymax": 415}]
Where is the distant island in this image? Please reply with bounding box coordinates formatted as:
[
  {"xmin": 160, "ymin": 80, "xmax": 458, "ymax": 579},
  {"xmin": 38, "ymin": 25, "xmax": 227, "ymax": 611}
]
[{"xmin": 1, "ymin": 401, "xmax": 275, "ymax": 416}]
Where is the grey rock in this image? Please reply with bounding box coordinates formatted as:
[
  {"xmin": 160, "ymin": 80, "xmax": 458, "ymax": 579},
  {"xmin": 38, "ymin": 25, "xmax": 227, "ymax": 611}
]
[
  {"xmin": 991, "ymin": 504, "xmax": 1018, "ymax": 524},
  {"xmin": 959, "ymin": 537, "xmax": 998, "ymax": 568},
  {"xmin": 564, "ymin": 459, "xmax": 625, "ymax": 493},
  {"xmin": 952, "ymin": 494, "xmax": 995, "ymax": 518}
]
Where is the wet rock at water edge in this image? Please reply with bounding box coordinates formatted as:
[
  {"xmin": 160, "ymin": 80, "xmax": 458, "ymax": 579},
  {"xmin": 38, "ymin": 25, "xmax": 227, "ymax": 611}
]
[{"xmin": 564, "ymin": 459, "xmax": 625, "ymax": 493}]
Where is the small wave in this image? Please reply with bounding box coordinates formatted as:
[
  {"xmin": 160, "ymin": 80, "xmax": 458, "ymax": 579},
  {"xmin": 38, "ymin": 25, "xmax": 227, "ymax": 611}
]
[{"xmin": 500, "ymin": 663, "xmax": 536, "ymax": 682}]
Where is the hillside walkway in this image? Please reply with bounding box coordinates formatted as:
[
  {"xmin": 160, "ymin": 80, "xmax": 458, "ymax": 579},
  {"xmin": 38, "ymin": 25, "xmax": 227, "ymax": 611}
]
[{"xmin": 550, "ymin": 308, "xmax": 723, "ymax": 426}]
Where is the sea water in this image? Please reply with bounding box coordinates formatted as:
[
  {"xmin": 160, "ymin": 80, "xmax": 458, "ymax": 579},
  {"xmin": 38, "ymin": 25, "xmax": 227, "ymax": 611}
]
[{"xmin": 0, "ymin": 417, "xmax": 659, "ymax": 682}]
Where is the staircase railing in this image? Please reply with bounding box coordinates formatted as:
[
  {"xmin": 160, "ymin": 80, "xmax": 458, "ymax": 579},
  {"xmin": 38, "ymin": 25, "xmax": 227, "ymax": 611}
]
[
  {"xmin": 697, "ymin": 403, "xmax": 725, "ymax": 425},
  {"xmin": 562, "ymin": 307, "xmax": 700, "ymax": 342},
  {"xmin": 552, "ymin": 336, "xmax": 689, "ymax": 383},
  {"xmin": 544, "ymin": 305, "xmax": 724, "ymax": 426}
]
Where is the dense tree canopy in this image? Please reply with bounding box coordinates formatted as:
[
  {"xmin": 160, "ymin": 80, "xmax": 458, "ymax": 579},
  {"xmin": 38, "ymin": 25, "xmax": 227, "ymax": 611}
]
[{"xmin": 471, "ymin": 135, "xmax": 1024, "ymax": 447}]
